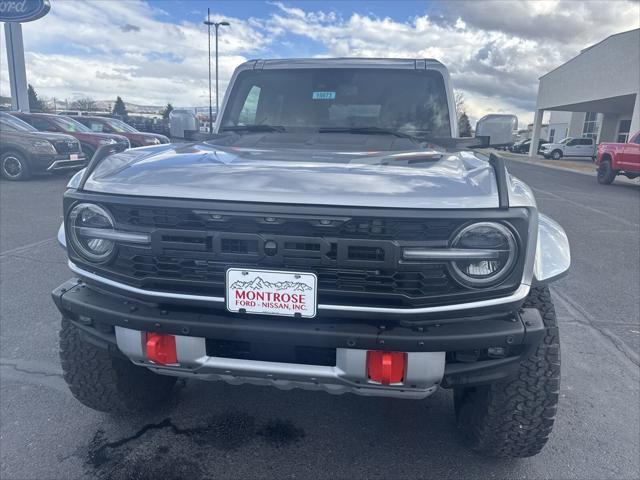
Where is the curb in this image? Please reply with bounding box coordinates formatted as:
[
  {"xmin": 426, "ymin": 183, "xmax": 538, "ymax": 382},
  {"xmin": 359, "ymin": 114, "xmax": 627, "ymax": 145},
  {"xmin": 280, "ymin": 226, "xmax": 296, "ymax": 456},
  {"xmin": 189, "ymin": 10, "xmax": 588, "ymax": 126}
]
[{"xmin": 502, "ymin": 155, "xmax": 640, "ymax": 186}]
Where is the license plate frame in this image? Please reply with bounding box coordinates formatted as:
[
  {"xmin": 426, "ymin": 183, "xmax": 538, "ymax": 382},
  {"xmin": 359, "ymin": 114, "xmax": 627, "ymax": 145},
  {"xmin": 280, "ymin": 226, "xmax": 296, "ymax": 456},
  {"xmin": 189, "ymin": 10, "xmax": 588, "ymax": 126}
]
[{"xmin": 226, "ymin": 268, "xmax": 318, "ymax": 318}]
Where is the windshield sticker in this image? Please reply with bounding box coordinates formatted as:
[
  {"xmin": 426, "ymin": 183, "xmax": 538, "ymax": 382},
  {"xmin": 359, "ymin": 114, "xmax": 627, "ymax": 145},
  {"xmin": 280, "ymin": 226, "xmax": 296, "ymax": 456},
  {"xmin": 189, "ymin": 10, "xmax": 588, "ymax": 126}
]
[{"xmin": 312, "ymin": 91, "xmax": 336, "ymax": 100}]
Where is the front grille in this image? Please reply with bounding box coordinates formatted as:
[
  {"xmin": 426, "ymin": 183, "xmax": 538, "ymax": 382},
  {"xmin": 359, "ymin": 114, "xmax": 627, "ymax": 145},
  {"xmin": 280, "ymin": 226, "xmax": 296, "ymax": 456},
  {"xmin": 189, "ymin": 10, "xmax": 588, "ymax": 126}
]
[
  {"xmin": 111, "ymin": 247, "xmax": 455, "ymax": 303},
  {"xmin": 54, "ymin": 140, "xmax": 81, "ymax": 154},
  {"xmin": 71, "ymin": 203, "xmax": 527, "ymax": 310},
  {"xmin": 109, "ymin": 206, "xmax": 457, "ymax": 241}
]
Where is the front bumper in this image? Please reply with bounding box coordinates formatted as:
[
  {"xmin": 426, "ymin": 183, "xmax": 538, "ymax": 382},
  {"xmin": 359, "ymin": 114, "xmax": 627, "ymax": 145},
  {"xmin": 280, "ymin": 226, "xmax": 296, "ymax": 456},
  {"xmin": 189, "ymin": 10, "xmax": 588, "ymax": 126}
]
[
  {"xmin": 30, "ymin": 153, "xmax": 87, "ymax": 173},
  {"xmin": 52, "ymin": 278, "xmax": 546, "ymax": 398}
]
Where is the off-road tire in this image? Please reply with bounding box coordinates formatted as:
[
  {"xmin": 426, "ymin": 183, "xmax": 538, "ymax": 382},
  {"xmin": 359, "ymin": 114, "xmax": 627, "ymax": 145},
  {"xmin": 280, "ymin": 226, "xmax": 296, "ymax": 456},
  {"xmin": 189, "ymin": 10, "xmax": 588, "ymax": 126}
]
[
  {"xmin": 550, "ymin": 149, "xmax": 563, "ymax": 160},
  {"xmin": 59, "ymin": 317, "xmax": 176, "ymax": 413},
  {"xmin": 1, "ymin": 151, "xmax": 31, "ymax": 181},
  {"xmin": 597, "ymin": 159, "xmax": 616, "ymax": 185},
  {"xmin": 454, "ymin": 286, "xmax": 560, "ymax": 458}
]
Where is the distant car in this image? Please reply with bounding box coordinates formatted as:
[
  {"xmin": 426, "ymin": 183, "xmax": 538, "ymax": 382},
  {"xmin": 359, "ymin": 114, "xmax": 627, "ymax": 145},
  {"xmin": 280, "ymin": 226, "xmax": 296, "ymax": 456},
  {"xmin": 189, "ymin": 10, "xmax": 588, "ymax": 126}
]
[
  {"xmin": 509, "ymin": 138, "xmax": 549, "ymax": 154},
  {"xmin": 539, "ymin": 137, "xmax": 596, "ymax": 160},
  {"xmin": 74, "ymin": 116, "xmax": 169, "ymax": 148},
  {"xmin": 0, "ymin": 112, "xmax": 86, "ymax": 181},
  {"xmin": 595, "ymin": 131, "xmax": 640, "ymax": 184},
  {"xmin": 10, "ymin": 112, "xmax": 129, "ymax": 159},
  {"xmin": 58, "ymin": 110, "xmax": 112, "ymax": 118}
]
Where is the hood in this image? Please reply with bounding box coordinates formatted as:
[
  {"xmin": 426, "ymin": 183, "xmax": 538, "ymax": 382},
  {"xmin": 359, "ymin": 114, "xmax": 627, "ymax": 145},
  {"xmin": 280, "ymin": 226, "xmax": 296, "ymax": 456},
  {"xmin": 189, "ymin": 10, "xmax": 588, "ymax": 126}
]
[
  {"xmin": 127, "ymin": 132, "xmax": 168, "ymax": 144},
  {"xmin": 72, "ymin": 131, "xmax": 128, "ymax": 142},
  {"xmin": 82, "ymin": 142, "xmax": 503, "ymax": 209},
  {"xmin": 7, "ymin": 130, "xmax": 79, "ymax": 143}
]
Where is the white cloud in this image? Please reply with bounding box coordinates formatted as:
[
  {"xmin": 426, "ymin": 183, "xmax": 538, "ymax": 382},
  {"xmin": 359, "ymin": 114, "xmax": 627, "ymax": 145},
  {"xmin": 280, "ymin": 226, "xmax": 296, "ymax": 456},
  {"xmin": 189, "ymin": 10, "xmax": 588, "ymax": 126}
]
[
  {"xmin": 262, "ymin": 0, "xmax": 639, "ymax": 125},
  {"xmin": 1, "ymin": 0, "xmax": 269, "ymax": 106},
  {"xmin": 1, "ymin": 0, "xmax": 638, "ymax": 126}
]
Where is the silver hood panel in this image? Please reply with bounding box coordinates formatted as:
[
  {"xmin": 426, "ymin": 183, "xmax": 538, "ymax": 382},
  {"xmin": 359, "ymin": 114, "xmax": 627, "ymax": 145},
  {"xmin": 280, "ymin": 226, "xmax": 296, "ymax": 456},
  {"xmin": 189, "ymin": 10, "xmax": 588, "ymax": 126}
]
[{"xmin": 82, "ymin": 143, "xmax": 508, "ymax": 209}]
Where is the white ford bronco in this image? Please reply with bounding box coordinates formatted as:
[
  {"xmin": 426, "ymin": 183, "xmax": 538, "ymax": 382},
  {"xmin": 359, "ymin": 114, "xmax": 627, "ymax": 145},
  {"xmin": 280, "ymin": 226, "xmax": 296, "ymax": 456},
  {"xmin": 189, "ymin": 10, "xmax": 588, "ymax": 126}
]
[{"xmin": 53, "ymin": 58, "xmax": 570, "ymax": 458}]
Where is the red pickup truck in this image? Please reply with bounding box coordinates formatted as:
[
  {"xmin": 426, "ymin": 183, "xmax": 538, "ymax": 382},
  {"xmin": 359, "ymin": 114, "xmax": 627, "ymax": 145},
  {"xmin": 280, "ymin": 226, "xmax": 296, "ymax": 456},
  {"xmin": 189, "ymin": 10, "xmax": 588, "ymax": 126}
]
[{"xmin": 596, "ymin": 131, "xmax": 640, "ymax": 184}]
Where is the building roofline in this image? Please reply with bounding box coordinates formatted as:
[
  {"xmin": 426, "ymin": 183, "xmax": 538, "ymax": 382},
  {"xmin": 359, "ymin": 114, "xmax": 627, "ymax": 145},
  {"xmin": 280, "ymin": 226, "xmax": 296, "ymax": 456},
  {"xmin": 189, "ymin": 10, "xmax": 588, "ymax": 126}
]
[{"xmin": 539, "ymin": 28, "xmax": 640, "ymax": 80}]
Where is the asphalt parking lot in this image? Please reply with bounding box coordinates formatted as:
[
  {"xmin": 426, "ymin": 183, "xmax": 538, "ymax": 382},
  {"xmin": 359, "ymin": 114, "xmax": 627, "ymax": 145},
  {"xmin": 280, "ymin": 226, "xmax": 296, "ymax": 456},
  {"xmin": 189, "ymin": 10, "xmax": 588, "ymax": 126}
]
[{"xmin": 1, "ymin": 161, "xmax": 639, "ymax": 480}]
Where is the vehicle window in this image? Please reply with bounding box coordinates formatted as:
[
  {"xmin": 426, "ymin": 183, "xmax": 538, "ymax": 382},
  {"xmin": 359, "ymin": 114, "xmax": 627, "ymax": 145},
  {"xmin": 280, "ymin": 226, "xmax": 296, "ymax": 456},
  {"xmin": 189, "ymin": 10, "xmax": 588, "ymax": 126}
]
[
  {"xmin": 222, "ymin": 68, "xmax": 452, "ymax": 138},
  {"xmin": 582, "ymin": 138, "xmax": 593, "ymax": 145},
  {"xmin": 0, "ymin": 113, "xmax": 38, "ymax": 132},
  {"xmin": 105, "ymin": 118, "xmax": 138, "ymax": 133},
  {"xmin": 566, "ymin": 139, "xmax": 577, "ymax": 146},
  {"xmin": 31, "ymin": 117, "xmax": 54, "ymax": 131},
  {"xmin": 238, "ymin": 86, "xmax": 261, "ymax": 125},
  {"xmin": 52, "ymin": 116, "xmax": 91, "ymax": 133},
  {"xmin": 558, "ymin": 137, "xmax": 570, "ymax": 144},
  {"xmin": 88, "ymin": 122, "xmax": 104, "ymax": 132}
]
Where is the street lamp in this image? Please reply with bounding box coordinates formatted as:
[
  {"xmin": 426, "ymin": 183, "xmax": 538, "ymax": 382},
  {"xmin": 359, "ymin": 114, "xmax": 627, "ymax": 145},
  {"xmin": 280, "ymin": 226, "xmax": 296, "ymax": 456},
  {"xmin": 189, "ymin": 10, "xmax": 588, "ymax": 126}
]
[{"xmin": 204, "ymin": 9, "xmax": 229, "ymax": 135}]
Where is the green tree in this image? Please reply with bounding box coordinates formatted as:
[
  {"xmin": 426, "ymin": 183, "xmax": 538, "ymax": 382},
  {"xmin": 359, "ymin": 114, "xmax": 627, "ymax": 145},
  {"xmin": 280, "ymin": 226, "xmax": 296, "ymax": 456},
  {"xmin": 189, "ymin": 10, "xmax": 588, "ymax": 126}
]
[
  {"xmin": 27, "ymin": 84, "xmax": 45, "ymax": 111},
  {"xmin": 458, "ymin": 112, "xmax": 472, "ymax": 137},
  {"xmin": 112, "ymin": 96, "xmax": 128, "ymax": 119},
  {"xmin": 161, "ymin": 103, "xmax": 174, "ymax": 119}
]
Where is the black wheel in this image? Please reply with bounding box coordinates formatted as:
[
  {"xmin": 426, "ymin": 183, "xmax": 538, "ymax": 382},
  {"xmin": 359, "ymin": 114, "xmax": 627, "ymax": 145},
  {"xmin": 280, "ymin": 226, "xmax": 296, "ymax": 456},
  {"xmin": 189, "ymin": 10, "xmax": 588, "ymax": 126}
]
[
  {"xmin": 1, "ymin": 151, "xmax": 31, "ymax": 181},
  {"xmin": 454, "ymin": 286, "xmax": 560, "ymax": 458},
  {"xmin": 59, "ymin": 317, "xmax": 176, "ymax": 413},
  {"xmin": 81, "ymin": 145, "xmax": 95, "ymax": 160},
  {"xmin": 550, "ymin": 150, "xmax": 562, "ymax": 160},
  {"xmin": 597, "ymin": 160, "xmax": 616, "ymax": 184}
]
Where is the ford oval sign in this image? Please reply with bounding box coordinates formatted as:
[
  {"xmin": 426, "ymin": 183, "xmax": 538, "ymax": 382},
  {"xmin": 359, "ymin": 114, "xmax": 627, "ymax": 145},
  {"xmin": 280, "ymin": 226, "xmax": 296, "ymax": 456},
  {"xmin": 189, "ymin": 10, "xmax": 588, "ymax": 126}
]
[{"xmin": 0, "ymin": 0, "xmax": 50, "ymax": 22}]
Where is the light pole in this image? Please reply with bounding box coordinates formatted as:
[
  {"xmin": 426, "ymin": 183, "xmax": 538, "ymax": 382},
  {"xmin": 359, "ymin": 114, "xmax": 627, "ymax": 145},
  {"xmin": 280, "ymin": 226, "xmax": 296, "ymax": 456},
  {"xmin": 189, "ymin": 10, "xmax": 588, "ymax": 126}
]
[{"xmin": 204, "ymin": 10, "xmax": 229, "ymax": 134}]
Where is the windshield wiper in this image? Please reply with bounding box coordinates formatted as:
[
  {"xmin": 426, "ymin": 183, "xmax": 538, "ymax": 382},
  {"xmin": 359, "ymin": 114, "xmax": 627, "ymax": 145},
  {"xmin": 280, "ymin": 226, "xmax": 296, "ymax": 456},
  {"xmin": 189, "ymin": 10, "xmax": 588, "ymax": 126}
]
[
  {"xmin": 220, "ymin": 125, "xmax": 286, "ymax": 133},
  {"xmin": 317, "ymin": 126, "xmax": 418, "ymax": 140}
]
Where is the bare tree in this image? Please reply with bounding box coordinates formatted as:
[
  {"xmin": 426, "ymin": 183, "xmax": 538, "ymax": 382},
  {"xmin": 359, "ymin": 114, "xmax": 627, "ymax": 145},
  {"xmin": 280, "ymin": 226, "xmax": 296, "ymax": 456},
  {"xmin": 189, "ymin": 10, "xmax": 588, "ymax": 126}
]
[
  {"xmin": 454, "ymin": 91, "xmax": 465, "ymax": 120},
  {"xmin": 70, "ymin": 97, "xmax": 96, "ymax": 112}
]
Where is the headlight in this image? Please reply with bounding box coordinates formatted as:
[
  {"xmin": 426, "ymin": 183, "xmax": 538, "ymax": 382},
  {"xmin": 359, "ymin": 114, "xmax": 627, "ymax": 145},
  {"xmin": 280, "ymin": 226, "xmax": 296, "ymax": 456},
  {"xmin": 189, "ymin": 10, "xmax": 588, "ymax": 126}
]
[
  {"xmin": 98, "ymin": 138, "xmax": 117, "ymax": 146},
  {"xmin": 32, "ymin": 140, "xmax": 56, "ymax": 154},
  {"xmin": 450, "ymin": 222, "xmax": 517, "ymax": 287},
  {"xmin": 68, "ymin": 203, "xmax": 116, "ymax": 262}
]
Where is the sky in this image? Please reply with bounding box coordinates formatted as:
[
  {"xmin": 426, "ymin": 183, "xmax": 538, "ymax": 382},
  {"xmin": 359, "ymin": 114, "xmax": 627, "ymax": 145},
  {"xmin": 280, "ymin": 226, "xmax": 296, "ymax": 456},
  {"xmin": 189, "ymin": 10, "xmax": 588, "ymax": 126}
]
[{"xmin": 1, "ymin": 0, "xmax": 639, "ymax": 126}]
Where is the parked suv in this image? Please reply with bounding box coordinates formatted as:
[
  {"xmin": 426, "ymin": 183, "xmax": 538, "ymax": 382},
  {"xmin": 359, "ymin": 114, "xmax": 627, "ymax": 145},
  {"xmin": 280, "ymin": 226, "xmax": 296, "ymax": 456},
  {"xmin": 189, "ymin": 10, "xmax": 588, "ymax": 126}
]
[
  {"xmin": 10, "ymin": 112, "xmax": 129, "ymax": 159},
  {"xmin": 0, "ymin": 112, "xmax": 86, "ymax": 180},
  {"xmin": 595, "ymin": 130, "xmax": 640, "ymax": 184},
  {"xmin": 53, "ymin": 58, "xmax": 570, "ymax": 458},
  {"xmin": 74, "ymin": 116, "xmax": 169, "ymax": 147},
  {"xmin": 539, "ymin": 136, "xmax": 596, "ymax": 160},
  {"xmin": 510, "ymin": 138, "xmax": 548, "ymax": 154}
]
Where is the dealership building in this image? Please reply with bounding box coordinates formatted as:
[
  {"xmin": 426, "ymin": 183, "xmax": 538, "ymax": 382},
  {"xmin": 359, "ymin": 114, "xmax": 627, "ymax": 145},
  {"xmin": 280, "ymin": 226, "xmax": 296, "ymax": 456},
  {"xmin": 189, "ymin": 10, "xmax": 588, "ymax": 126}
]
[{"xmin": 529, "ymin": 28, "xmax": 640, "ymax": 155}]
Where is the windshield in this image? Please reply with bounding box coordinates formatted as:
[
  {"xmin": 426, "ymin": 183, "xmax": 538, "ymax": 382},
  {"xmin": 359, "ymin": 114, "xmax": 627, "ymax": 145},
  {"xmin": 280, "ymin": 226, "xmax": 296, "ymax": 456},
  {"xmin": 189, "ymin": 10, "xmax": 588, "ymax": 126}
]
[
  {"xmin": 0, "ymin": 112, "xmax": 38, "ymax": 132},
  {"xmin": 104, "ymin": 118, "xmax": 138, "ymax": 133},
  {"xmin": 558, "ymin": 137, "xmax": 571, "ymax": 144},
  {"xmin": 53, "ymin": 116, "xmax": 92, "ymax": 133},
  {"xmin": 221, "ymin": 68, "xmax": 452, "ymax": 138}
]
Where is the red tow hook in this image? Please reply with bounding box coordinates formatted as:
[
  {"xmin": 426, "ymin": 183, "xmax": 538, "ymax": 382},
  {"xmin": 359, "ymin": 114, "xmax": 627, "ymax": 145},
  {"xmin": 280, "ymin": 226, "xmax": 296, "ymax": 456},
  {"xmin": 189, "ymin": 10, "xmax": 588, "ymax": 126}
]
[
  {"xmin": 145, "ymin": 332, "xmax": 177, "ymax": 365},
  {"xmin": 367, "ymin": 351, "xmax": 407, "ymax": 385}
]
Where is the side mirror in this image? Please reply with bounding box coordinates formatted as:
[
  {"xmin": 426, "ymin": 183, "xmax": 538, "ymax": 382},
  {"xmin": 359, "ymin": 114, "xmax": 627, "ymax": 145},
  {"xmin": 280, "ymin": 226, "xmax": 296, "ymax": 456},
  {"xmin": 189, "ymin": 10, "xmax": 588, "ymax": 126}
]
[{"xmin": 475, "ymin": 114, "xmax": 518, "ymax": 147}]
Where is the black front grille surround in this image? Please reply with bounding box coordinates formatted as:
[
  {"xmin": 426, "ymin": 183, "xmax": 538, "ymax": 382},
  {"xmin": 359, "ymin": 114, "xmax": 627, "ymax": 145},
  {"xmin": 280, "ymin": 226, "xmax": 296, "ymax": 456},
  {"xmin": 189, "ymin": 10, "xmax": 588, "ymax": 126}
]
[
  {"xmin": 65, "ymin": 191, "xmax": 531, "ymax": 314},
  {"xmin": 64, "ymin": 194, "xmax": 532, "ymax": 311}
]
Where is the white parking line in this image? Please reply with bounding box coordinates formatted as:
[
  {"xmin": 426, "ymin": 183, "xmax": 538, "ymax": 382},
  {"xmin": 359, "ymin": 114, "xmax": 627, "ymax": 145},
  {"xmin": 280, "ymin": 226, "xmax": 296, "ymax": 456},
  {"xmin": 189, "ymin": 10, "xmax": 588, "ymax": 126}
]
[{"xmin": 0, "ymin": 238, "xmax": 54, "ymax": 258}]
